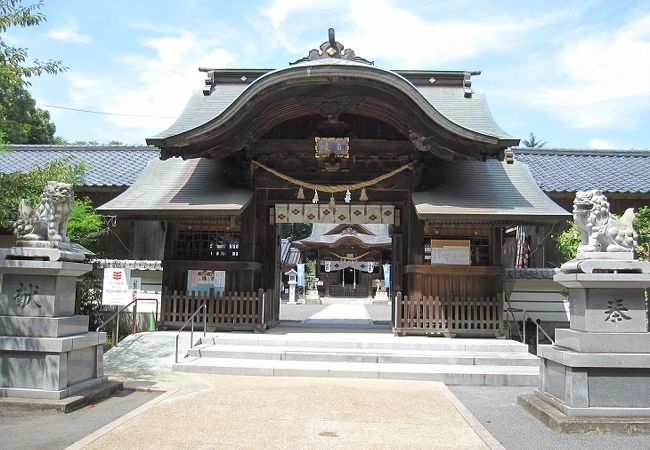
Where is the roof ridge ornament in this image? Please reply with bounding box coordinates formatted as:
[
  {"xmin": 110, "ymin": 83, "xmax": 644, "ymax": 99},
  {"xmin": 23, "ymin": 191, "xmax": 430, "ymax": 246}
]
[{"xmin": 290, "ymin": 28, "xmax": 374, "ymax": 66}]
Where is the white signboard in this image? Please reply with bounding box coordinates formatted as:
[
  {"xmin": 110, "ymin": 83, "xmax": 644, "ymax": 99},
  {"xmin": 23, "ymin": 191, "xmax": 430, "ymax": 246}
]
[
  {"xmin": 430, "ymin": 240, "xmax": 471, "ymax": 265},
  {"xmin": 187, "ymin": 270, "xmax": 226, "ymax": 295},
  {"xmin": 102, "ymin": 268, "xmax": 133, "ymax": 306}
]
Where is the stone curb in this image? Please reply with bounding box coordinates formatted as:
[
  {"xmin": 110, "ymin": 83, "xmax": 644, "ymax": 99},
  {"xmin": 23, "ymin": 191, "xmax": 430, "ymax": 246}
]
[
  {"xmin": 441, "ymin": 384, "xmax": 506, "ymax": 450},
  {"xmin": 518, "ymin": 394, "xmax": 650, "ymax": 435},
  {"xmin": 0, "ymin": 380, "xmax": 122, "ymax": 414}
]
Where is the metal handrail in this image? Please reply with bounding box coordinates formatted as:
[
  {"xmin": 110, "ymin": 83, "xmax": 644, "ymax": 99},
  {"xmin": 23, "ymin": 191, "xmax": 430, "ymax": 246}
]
[
  {"xmin": 175, "ymin": 303, "xmax": 207, "ymax": 364},
  {"xmin": 96, "ymin": 298, "xmax": 159, "ymax": 336},
  {"xmin": 503, "ymin": 293, "xmax": 523, "ymax": 341},
  {"xmin": 504, "ymin": 306, "xmax": 555, "ymax": 347}
]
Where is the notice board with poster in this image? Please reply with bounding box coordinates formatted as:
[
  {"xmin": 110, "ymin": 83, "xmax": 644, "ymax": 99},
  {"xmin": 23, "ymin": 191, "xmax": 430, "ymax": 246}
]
[
  {"xmin": 430, "ymin": 239, "xmax": 471, "ymax": 265},
  {"xmin": 187, "ymin": 270, "xmax": 226, "ymax": 295}
]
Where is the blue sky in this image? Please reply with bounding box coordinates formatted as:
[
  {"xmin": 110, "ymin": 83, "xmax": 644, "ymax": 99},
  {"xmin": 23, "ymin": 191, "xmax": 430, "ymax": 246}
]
[{"xmin": 6, "ymin": 0, "xmax": 650, "ymax": 148}]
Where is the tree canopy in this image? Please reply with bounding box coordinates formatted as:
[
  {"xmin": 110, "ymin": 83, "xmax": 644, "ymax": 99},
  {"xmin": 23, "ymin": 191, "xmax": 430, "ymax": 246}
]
[
  {"xmin": 0, "ymin": 77, "xmax": 56, "ymax": 143},
  {"xmin": 1, "ymin": 1, "xmax": 66, "ymax": 147},
  {"xmin": 522, "ymin": 132, "xmax": 546, "ymax": 148},
  {"xmin": 0, "ymin": 1, "xmax": 67, "ymax": 79}
]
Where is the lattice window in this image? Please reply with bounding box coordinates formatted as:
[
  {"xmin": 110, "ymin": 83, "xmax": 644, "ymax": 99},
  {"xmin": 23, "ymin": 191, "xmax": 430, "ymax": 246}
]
[{"xmin": 176, "ymin": 228, "xmax": 240, "ymax": 260}]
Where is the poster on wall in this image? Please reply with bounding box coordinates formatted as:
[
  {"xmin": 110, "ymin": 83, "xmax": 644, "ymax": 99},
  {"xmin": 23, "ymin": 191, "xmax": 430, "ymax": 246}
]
[
  {"xmin": 430, "ymin": 239, "xmax": 471, "ymax": 265},
  {"xmin": 187, "ymin": 270, "xmax": 226, "ymax": 295},
  {"xmin": 102, "ymin": 268, "xmax": 133, "ymax": 306}
]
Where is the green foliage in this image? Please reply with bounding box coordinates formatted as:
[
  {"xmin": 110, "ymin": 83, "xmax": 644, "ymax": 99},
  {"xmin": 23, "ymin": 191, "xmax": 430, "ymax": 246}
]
[
  {"xmin": 555, "ymin": 206, "xmax": 650, "ymax": 262},
  {"xmin": 0, "ymin": 1, "xmax": 66, "ymax": 146},
  {"xmin": 77, "ymin": 266, "xmax": 103, "ymax": 330},
  {"xmin": 522, "ymin": 132, "xmax": 546, "ymax": 148},
  {"xmin": 635, "ymin": 206, "xmax": 650, "ymax": 261},
  {"xmin": 555, "ymin": 221, "xmax": 581, "ymax": 262},
  {"xmin": 306, "ymin": 259, "xmax": 316, "ymax": 277},
  {"xmin": 0, "ymin": 77, "xmax": 57, "ymax": 143},
  {"xmin": 0, "ymin": 1, "xmax": 67, "ymax": 79},
  {"xmin": 67, "ymin": 197, "xmax": 105, "ymax": 250},
  {"xmin": 0, "ymin": 158, "xmax": 86, "ymax": 230}
]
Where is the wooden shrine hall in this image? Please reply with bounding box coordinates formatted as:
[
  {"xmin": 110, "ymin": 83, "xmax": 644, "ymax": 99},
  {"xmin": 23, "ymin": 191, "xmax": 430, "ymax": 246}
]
[
  {"xmin": 293, "ymin": 224, "xmax": 391, "ymax": 299},
  {"xmin": 99, "ymin": 29, "xmax": 569, "ymax": 335}
]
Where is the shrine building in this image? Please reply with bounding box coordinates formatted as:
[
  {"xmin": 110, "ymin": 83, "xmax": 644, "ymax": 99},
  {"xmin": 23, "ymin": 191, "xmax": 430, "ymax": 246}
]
[{"xmin": 98, "ymin": 29, "xmax": 569, "ymax": 333}]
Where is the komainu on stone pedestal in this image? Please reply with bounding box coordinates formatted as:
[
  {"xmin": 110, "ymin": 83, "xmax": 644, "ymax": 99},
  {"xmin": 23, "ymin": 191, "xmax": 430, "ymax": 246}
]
[
  {"xmin": 0, "ymin": 181, "xmax": 112, "ymax": 401},
  {"xmin": 527, "ymin": 189, "xmax": 650, "ymax": 424},
  {"xmin": 573, "ymin": 189, "xmax": 638, "ymax": 253},
  {"xmin": 13, "ymin": 181, "xmax": 73, "ymax": 243}
]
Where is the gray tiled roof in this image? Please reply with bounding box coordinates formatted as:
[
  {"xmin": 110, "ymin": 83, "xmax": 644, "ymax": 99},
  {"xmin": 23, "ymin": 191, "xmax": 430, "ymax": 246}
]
[
  {"xmin": 417, "ymin": 87, "xmax": 512, "ymax": 139},
  {"xmin": 295, "ymin": 224, "xmax": 392, "ymax": 247},
  {"xmin": 150, "ymin": 61, "xmax": 516, "ymax": 142},
  {"xmin": 514, "ymin": 148, "xmax": 650, "ymax": 193},
  {"xmin": 0, "ymin": 145, "xmax": 159, "ymax": 187},
  {"xmin": 412, "ymin": 160, "xmax": 570, "ymax": 223},
  {"xmin": 97, "ymin": 157, "xmax": 252, "ymax": 218}
]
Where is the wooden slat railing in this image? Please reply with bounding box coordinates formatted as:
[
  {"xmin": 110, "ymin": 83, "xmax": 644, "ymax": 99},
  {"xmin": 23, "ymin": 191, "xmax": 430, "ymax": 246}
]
[
  {"xmin": 393, "ymin": 292, "xmax": 500, "ymax": 337},
  {"xmin": 162, "ymin": 289, "xmax": 275, "ymax": 332}
]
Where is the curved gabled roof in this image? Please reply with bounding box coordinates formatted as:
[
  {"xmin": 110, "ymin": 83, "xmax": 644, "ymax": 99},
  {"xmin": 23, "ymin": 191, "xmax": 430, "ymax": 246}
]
[{"xmin": 147, "ymin": 58, "xmax": 517, "ymax": 160}]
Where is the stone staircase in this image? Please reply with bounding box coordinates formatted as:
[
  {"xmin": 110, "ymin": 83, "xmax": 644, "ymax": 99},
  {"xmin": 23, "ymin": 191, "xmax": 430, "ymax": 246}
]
[{"xmin": 172, "ymin": 330, "xmax": 539, "ymax": 386}]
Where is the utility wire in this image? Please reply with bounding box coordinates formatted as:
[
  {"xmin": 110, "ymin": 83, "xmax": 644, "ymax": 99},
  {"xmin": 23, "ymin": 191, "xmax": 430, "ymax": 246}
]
[{"xmin": 38, "ymin": 104, "xmax": 176, "ymax": 119}]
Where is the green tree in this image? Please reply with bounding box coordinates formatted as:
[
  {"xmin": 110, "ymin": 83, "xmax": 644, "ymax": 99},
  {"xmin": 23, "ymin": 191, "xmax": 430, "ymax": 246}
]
[
  {"xmin": 0, "ymin": 1, "xmax": 67, "ymax": 79},
  {"xmin": 1, "ymin": 0, "xmax": 67, "ymax": 147},
  {"xmin": 0, "ymin": 78, "xmax": 56, "ymax": 143},
  {"xmin": 555, "ymin": 221, "xmax": 580, "ymax": 262},
  {"xmin": 635, "ymin": 206, "xmax": 650, "ymax": 261},
  {"xmin": 522, "ymin": 132, "xmax": 547, "ymax": 148},
  {"xmin": 67, "ymin": 197, "xmax": 105, "ymax": 249}
]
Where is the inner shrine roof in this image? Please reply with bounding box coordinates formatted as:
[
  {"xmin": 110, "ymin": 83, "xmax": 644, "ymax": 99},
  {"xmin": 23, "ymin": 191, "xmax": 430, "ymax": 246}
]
[{"xmin": 294, "ymin": 224, "xmax": 391, "ymax": 249}]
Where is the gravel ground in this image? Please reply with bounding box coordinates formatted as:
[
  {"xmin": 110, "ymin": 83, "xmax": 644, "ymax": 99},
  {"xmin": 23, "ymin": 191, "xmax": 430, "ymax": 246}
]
[{"xmin": 449, "ymin": 386, "xmax": 650, "ymax": 450}]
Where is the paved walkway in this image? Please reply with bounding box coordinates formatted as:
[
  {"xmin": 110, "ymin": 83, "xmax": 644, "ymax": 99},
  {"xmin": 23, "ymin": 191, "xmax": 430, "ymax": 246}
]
[
  {"xmin": 301, "ymin": 304, "xmax": 375, "ymax": 328},
  {"xmin": 47, "ymin": 331, "xmax": 650, "ymax": 449},
  {"xmin": 68, "ymin": 331, "xmax": 502, "ymax": 449}
]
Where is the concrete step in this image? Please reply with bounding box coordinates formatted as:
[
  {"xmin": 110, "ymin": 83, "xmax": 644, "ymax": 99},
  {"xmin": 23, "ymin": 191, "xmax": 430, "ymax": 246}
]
[
  {"xmin": 186, "ymin": 344, "xmax": 539, "ymax": 366},
  {"xmin": 196, "ymin": 334, "xmax": 531, "ymax": 353},
  {"xmin": 172, "ymin": 357, "xmax": 539, "ymax": 386}
]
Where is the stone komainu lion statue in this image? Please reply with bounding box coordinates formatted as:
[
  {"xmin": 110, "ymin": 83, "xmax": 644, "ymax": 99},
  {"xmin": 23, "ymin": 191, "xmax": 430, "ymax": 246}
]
[
  {"xmin": 573, "ymin": 189, "xmax": 638, "ymax": 253},
  {"xmin": 13, "ymin": 181, "xmax": 74, "ymax": 242}
]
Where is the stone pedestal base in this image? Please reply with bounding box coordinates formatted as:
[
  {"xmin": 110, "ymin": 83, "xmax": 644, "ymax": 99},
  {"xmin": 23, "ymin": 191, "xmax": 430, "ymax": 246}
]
[
  {"xmin": 537, "ymin": 342, "xmax": 650, "ymax": 417},
  {"xmin": 305, "ymin": 290, "xmax": 321, "ymax": 305},
  {"xmin": 373, "ymin": 289, "xmax": 389, "ymax": 304},
  {"xmin": 0, "ymin": 332, "xmax": 107, "ymax": 400},
  {"xmin": 534, "ymin": 260, "xmax": 650, "ymax": 418}
]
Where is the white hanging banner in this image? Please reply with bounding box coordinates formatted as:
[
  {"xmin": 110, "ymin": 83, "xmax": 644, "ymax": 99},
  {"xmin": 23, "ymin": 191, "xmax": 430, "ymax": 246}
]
[
  {"xmin": 322, "ymin": 261, "xmax": 377, "ymax": 272},
  {"xmin": 274, "ymin": 204, "xmax": 395, "ymax": 224}
]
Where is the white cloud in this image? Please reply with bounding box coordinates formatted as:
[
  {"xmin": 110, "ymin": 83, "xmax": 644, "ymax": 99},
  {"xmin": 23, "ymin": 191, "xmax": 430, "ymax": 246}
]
[
  {"xmin": 62, "ymin": 31, "xmax": 234, "ymax": 137},
  {"xmin": 529, "ymin": 13, "xmax": 650, "ymax": 129},
  {"xmin": 589, "ymin": 138, "xmax": 617, "ymax": 149},
  {"xmin": 49, "ymin": 17, "xmax": 91, "ymax": 44},
  {"xmin": 261, "ymin": 0, "xmax": 538, "ymax": 68}
]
